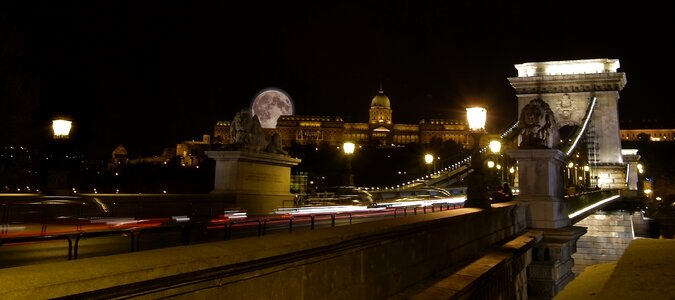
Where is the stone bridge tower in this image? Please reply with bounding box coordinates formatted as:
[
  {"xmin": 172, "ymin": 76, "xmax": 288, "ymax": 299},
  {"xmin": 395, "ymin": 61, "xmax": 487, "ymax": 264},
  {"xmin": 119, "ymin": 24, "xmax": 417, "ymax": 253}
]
[{"xmin": 508, "ymin": 58, "xmax": 627, "ymax": 189}]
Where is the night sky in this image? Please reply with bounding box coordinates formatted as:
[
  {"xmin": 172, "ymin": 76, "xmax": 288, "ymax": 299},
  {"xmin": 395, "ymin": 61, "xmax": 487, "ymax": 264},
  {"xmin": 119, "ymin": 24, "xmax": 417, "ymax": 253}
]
[{"xmin": 1, "ymin": 1, "xmax": 672, "ymax": 159}]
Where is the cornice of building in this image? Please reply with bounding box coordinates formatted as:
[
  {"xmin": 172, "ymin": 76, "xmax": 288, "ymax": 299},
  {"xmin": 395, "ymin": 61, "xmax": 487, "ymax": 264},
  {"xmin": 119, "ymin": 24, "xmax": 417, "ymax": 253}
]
[{"xmin": 508, "ymin": 72, "xmax": 627, "ymax": 94}]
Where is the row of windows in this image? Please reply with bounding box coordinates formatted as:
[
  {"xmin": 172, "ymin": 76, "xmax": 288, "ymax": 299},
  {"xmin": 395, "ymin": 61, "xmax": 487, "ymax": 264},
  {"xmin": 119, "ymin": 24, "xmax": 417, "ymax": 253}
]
[{"xmin": 620, "ymin": 130, "xmax": 675, "ymax": 141}]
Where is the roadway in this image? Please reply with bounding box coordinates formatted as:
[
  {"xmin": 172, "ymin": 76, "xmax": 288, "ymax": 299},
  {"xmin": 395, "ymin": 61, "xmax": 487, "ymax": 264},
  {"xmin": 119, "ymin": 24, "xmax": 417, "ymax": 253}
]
[{"xmin": 0, "ymin": 197, "xmax": 465, "ymax": 269}]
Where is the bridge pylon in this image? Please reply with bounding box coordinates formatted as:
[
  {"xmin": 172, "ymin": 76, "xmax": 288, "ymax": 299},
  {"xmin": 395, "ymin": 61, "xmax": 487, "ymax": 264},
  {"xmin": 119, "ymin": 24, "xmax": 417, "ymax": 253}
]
[{"xmin": 508, "ymin": 58, "xmax": 627, "ymax": 190}]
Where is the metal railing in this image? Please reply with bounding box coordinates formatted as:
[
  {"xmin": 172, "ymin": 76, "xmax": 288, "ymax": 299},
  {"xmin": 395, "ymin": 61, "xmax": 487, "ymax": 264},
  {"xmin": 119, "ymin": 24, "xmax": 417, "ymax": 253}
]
[{"xmin": 1, "ymin": 201, "xmax": 466, "ymax": 265}]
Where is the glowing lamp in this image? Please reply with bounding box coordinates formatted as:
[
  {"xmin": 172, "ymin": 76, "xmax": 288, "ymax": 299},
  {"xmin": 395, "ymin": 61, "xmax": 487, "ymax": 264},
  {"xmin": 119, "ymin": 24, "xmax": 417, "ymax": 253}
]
[
  {"xmin": 424, "ymin": 154, "xmax": 434, "ymax": 165},
  {"xmin": 343, "ymin": 142, "xmax": 355, "ymax": 186},
  {"xmin": 52, "ymin": 119, "xmax": 72, "ymax": 139},
  {"xmin": 343, "ymin": 142, "xmax": 355, "ymax": 155},
  {"xmin": 489, "ymin": 140, "xmax": 501, "ymax": 154},
  {"xmin": 466, "ymin": 107, "xmax": 487, "ymax": 131}
]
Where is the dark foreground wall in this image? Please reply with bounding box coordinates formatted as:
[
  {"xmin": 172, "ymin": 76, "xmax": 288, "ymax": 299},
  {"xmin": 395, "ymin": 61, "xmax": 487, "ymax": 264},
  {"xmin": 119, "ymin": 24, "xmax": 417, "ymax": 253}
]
[{"xmin": 0, "ymin": 203, "xmax": 532, "ymax": 299}]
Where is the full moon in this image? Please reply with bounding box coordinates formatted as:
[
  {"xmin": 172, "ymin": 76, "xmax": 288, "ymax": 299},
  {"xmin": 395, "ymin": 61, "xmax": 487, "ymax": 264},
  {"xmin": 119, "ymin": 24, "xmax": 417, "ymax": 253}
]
[{"xmin": 251, "ymin": 88, "xmax": 294, "ymax": 128}]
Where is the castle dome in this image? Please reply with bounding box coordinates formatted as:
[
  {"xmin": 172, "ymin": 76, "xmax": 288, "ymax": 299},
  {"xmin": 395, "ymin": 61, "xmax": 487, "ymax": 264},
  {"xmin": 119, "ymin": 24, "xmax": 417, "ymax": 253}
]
[{"xmin": 370, "ymin": 88, "xmax": 391, "ymax": 108}]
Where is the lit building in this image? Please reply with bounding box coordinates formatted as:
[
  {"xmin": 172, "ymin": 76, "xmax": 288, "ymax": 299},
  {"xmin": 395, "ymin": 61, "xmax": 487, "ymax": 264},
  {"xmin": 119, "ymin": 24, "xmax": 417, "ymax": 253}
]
[
  {"xmin": 175, "ymin": 134, "xmax": 212, "ymax": 167},
  {"xmin": 214, "ymin": 87, "xmax": 470, "ymax": 147},
  {"xmin": 111, "ymin": 144, "xmax": 128, "ymax": 166},
  {"xmin": 620, "ymin": 128, "xmax": 675, "ymax": 142},
  {"xmin": 619, "ymin": 119, "xmax": 675, "ymax": 142}
]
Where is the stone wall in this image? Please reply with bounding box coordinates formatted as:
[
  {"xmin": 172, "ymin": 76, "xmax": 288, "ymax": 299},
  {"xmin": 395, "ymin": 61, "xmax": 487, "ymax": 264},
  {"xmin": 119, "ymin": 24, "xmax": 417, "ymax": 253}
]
[
  {"xmin": 595, "ymin": 165, "xmax": 628, "ymax": 190},
  {"xmin": 572, "ymin": 211, "xmax": 635, "ymax": 274}
]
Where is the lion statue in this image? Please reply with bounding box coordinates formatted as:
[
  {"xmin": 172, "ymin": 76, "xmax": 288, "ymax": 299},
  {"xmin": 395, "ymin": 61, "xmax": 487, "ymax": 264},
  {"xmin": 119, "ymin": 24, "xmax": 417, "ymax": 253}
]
[
  {"xmin": 517, "ymin": 98, "xmax": 560, "ymax": 149},
  {"xmin": 229, "ymin": 108, "xmax": 288, "ymax": 155}
]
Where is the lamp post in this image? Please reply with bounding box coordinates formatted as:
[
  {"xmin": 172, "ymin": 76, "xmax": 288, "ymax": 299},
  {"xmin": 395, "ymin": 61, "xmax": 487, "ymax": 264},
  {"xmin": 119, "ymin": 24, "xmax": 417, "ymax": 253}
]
[
  {"xmin": 509, "ymin": 166, "xmax": 516, "ymax": 186},
  {"xmin": 44, "ymin": 118, "xmax": 74, "ymax": 195},
  {"xmin": 424, "ymin": 153, "xmax": 434, "ymax": 174},
  {"xmin": 489, "ymin": 140, "xmax": 503, "ymax": 186},
  {"xmin": 464, "ymin": 106, "xmax": 490, "ymax": 209},
  {"xmin": 343, "ymin": 142, "xmax": 355, "ymax": 186}
]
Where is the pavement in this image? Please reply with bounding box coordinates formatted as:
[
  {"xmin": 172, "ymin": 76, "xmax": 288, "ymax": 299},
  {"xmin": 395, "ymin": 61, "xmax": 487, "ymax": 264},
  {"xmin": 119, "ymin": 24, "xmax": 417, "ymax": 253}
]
[{"xmin": 554, "ymin": 238, "xmax": 675, "ymax": 300}]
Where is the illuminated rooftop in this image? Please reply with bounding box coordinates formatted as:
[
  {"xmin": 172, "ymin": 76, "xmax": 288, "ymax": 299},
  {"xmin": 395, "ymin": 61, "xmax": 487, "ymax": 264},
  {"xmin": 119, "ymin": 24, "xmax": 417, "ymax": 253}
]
[{"xmin": 515, "ymin": 58, "xmax": 620, "ymax": 77}]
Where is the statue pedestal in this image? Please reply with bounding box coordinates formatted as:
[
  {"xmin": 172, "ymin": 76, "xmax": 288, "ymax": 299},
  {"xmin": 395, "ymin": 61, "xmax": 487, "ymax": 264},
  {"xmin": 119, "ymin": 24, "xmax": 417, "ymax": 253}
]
[
  {"xmin": 508, "ymin": 149, "xmax": 587, "ymax": 298},
  {"xmin": 508, "ymin": 149, "xmax": 570, "ymax": 229},
  {"xmin": 205, "ymin": 151, "xmax": 301, "ymax": 215}
]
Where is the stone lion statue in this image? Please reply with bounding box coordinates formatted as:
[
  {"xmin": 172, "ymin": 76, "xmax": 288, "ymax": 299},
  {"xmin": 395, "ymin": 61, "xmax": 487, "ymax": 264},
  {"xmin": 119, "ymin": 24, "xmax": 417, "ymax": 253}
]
[
  {"xmin": 229, "ymin": 108, "xmax": 288, "ymax": 155},
  {"xmin": 517, "ymin": 98, "xmax": 560, "ymax": 149}
]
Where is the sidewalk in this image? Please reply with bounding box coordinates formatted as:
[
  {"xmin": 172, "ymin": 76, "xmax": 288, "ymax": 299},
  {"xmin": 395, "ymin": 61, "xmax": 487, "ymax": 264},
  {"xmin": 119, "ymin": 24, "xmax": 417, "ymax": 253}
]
[{"xmin": 555, "ymin": 238, "xmax": 675, "ymax": 299}]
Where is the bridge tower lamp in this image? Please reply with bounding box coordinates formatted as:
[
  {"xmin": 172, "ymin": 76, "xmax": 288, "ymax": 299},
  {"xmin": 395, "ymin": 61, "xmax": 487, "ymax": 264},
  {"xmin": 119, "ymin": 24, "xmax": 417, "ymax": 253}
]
[
  {"xmin": 464, "ymin": 106, "xmax": 490, "ymax": 209},
  {"xmin": 343, "ymin": 142, "xmax": 355, "ymax": 186}
]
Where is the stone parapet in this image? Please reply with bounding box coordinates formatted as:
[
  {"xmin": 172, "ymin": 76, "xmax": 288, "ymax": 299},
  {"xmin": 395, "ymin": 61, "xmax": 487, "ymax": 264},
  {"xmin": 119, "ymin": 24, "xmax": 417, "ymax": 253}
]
[{"xmin": 572, "ymin": 212, "xmax": 635, "ymax": 274}]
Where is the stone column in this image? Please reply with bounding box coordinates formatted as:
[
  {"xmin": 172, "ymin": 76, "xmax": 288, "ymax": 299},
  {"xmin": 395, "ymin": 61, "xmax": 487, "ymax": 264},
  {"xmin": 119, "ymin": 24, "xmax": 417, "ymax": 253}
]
[
  {"xmin": 205, "ymin": 150, "xmax": 301, "ymax": 215},
  {"xmin": 508, "ymin": 149, "xmax": 587, "ymax": 299},
  {"xmin": 622, "ymin": 149, "xmax": 641, "ymax": 191}
]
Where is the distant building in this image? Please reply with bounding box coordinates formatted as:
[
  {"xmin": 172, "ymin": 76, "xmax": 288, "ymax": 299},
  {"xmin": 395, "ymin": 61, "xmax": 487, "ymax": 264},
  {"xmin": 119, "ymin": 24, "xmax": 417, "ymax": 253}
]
[
  {"xmin": 620, "ymin": 119, "xmax": 675, "ymax": 142},
  {"xmin": 620, "ymin": 128, "xmax": 675, "ymax": 142},
  {"xmin": 175, "ymin": 135, "xmax": 211, "ymax": 167},
  {"xmin": 111, "ymin": 145, "xmax": 128, "ymax": 167},
  {"xmin": 212, "ymin": 121, "xmax": 230, "ymax": 146},
  {"xmin": 108, "ymin": 144, "xmax": 173, "ymax": 169},
  {"xmin": 214, "ymin": 88, "xmax": 471, "ymax": 147}
]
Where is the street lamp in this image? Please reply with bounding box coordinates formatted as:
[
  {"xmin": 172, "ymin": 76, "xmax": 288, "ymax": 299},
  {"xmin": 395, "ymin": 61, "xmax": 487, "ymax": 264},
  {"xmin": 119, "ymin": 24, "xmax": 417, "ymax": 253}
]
[
  {"xmin": 489, "ymin": 140, "xmax": 501, "ymax": 155},
  {"xmin": 465, "ymin": 106, "xmax": 490, "ymax": 209},
  {"xmin": 489, "ymin": 140, "xmax": 503, "ymax": 185},
  {"xmin": 343, "ymin": 142, "xmax": 355, "ymax": 186},
  {"xmin": 424, "ymin": 153, "xmax": 434, "ymax": 173},
  {"xmin": 44, "ymin": 117, "xmax": 74, "ymax": 195},
  {"xmin": 52, "ymin": 119, "xmax": 72, "ymax": 139}
]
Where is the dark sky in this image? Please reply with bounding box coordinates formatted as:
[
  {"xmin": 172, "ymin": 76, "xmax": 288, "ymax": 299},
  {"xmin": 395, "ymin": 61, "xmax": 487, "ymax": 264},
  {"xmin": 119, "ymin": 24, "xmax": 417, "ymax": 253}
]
[{"xmin": 1, "ymin": 1, "xmax": 672, "ymax": 159}]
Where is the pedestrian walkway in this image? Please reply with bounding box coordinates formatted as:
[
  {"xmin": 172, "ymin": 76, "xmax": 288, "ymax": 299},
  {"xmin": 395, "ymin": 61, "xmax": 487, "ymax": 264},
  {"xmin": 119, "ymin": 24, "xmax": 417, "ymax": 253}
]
[{"xmin": 555, "ymin": 238, "xmax": 675, "ymax": 299}]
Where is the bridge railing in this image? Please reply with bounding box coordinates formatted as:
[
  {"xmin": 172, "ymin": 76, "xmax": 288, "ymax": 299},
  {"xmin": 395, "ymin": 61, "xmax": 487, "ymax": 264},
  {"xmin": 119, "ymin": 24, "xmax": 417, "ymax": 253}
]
[{"xmin": 566, "ymin": 188, "xmax": 622, "ymax": 223}]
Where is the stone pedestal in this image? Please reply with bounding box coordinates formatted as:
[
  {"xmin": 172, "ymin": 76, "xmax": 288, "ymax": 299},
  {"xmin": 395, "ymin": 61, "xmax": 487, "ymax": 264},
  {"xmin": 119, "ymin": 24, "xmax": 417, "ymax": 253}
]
[
  {"xmin": 527, "ymin": 226, "xmax": 586, "ymax": 299},
  {"xmin": 508, "ymin": 149, "xmax": 570, "ymax": 229},
  {"xmin": 508, "ymin": 149, "xmax": 587, "ymax": 299},
  {"xmin": 205, "ymin": 150, "xmax": 301, "ymax": 215}
]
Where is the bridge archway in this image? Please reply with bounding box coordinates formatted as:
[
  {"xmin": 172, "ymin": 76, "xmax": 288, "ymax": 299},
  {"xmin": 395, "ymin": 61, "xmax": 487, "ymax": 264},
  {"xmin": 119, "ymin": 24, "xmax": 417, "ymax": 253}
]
[{"xmin": 508, "ymin": 58, "xmax": 628, "ymax": 189}]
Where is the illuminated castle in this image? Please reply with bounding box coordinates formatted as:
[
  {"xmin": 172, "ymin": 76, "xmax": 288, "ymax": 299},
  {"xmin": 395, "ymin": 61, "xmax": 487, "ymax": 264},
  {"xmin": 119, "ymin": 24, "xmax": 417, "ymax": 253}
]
[{"xmin": 215, "ymin": 87, "xmax": 470, "ymax": 147}]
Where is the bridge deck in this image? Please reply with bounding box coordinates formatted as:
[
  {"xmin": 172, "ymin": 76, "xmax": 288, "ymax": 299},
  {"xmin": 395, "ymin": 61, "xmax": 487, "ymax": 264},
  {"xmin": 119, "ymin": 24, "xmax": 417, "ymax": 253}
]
[{"xmin": 556, "ymin": 238, "xmax": 675, "ymax": 300}]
